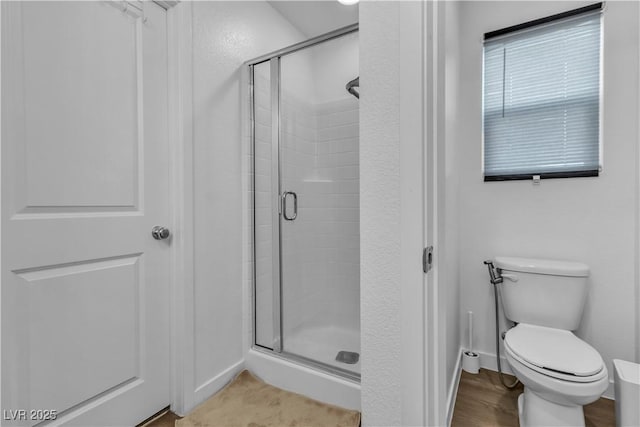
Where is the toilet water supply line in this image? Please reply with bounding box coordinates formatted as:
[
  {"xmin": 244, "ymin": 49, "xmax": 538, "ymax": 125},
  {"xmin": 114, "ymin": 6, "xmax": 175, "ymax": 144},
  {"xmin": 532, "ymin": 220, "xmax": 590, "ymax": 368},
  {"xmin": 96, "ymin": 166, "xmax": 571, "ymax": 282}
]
[{"xmin": 484, "ymin": 260, "xmax": 520, "ymax": 389}]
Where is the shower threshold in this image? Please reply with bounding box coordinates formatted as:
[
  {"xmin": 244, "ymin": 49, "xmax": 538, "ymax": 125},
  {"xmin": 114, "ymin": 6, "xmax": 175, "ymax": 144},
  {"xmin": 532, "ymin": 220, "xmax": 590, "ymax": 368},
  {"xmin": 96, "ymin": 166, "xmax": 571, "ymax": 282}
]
[{"xmin": 253, "ymin": 345, "xmax": 361, "ymax": 382}]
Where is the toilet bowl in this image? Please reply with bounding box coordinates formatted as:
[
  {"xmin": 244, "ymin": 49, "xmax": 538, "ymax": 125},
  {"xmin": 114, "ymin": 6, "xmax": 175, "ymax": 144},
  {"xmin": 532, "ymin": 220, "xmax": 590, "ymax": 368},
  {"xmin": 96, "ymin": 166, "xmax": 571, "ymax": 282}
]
[
  {"xmin": 493, "ymin": 257, "xmax": 608, "ymax": 427},
  {"xmin": 504, "ymin": 324, "xmax": 608, "ymax": 426}
]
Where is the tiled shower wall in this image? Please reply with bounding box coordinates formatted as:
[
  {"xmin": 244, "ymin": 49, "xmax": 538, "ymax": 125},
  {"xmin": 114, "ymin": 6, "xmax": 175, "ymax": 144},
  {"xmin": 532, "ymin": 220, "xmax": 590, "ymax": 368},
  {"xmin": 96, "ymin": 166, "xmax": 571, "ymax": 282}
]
[
  {"xmin": 253, "ymin": 72, "xmax": 360, "ymax": 347},
  {"xmin": 280, "ymin": 91, "xmax": 320, "ymax": 338},
  {"xmin": 303, "ymin": 97, "xmax": 359, "ymax": 333},
  {"xmin": 281, "ymin": 96, "xmax": 360, "ymax": 339}
]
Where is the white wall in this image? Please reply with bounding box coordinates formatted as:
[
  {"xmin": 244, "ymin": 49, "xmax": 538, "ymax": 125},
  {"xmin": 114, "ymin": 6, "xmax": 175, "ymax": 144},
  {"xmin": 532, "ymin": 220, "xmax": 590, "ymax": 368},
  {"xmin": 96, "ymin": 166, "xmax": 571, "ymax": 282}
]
[
  {"xmin": 456, "ymin": 1, "xmax": 639, "ymax": 398},
  {"xmin": 188, "ymin": 0, "xmax": 307, "ymax": 411},
  {"xmin": 360, "ymin": 1, "xmax": 403, "ymax": 423}
]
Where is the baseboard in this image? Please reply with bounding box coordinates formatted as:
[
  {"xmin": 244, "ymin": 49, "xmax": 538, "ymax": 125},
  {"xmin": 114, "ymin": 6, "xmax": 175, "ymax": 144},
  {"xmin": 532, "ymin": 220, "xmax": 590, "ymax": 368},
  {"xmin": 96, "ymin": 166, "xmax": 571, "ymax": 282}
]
[
  {"xmin": 446, "ymin": 348, "xmax": 463, "ymax": 427},
  {"xmin": 476, "ymin": 350, "xmax": 514, "ymax": 375},
  {"xmin": 189, "ymin": 360, "xmax": 245, "ymax": 413},
  {"xmin": 603, "ymin": 379, "xmax": 614, "ymax": 400}
]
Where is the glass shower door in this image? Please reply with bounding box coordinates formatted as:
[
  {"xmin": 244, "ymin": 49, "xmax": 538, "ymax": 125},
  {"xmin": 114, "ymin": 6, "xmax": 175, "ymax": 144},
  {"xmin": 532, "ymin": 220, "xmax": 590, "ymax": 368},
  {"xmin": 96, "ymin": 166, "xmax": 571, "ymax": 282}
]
[{"xmin": 278, "ymin": 32, "xmax": 360, "ymax": 376}]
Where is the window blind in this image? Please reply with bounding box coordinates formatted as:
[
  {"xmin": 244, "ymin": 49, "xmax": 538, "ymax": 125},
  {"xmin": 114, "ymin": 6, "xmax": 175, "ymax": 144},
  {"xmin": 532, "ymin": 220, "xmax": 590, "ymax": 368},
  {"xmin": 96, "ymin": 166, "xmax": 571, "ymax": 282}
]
[{"xmin": 483, "ymin": 5, "xmax": 602, "ymax": 181}]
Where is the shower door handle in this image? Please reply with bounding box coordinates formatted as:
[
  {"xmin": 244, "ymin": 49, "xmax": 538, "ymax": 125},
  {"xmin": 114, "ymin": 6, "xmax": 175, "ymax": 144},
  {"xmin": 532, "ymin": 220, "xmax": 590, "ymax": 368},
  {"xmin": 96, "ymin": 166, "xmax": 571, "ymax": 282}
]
[{"xmin": 282, "ymin": 191, "xmax": 297, "ymax": 221}]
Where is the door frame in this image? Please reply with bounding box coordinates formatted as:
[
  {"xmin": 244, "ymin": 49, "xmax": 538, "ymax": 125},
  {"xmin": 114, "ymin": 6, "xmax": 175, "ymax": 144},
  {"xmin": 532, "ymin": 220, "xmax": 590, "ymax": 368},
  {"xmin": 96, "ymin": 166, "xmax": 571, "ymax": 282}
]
[
  {"xmin": 164, "ymin": 0, "xmax": 194, "ymax": 417},
  {"xmin": 397, "ymin": 1, "xmax": 446, "ymax": 425}
]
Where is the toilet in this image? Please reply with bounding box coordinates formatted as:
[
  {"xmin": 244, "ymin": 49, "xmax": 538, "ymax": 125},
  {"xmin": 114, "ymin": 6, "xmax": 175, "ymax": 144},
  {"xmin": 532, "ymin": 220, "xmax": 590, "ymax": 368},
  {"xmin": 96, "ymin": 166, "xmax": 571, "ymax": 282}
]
[{"xmin": 494, "ymin": 257, "xmax": 608, "ymax": 427}]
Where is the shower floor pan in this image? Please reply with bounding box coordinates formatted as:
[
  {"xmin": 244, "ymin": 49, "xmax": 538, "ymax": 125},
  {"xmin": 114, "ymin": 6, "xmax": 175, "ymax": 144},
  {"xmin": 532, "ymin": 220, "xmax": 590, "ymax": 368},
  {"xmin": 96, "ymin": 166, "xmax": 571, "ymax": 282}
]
[{"xmin": 284, "ymin": 324, "xmax": 361, "ymax": 375}]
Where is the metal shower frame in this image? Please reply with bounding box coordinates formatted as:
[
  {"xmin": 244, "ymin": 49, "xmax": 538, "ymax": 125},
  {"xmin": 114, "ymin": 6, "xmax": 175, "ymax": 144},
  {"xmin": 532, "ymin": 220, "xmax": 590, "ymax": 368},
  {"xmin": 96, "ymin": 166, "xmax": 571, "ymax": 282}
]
[{"xmin": 246, "ymin": 23, "xmax": 360, "ymax": 382}]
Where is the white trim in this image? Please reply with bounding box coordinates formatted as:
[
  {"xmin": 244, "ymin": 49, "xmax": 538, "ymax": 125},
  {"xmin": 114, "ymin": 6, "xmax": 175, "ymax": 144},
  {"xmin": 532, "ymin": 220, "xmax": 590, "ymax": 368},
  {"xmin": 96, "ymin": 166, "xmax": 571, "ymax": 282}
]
[
  {"xmin": 446, "ymin": 348, "xmax": 463, "ymax": 427},
  {"xmin": 193, "ymin": 360, "xmax": 245, "ymax": 401},
  {"xmin": 604, "ymin": 380, "xmax": 615, "ymax": 401},
  {"xmin": 398, "ymin": 2, "xmax": 428, "ymax": 424},
  {"xmin": 0, "ymin": 1, "xmax": 4, "ymax": 418},
  {"xmin": 396, "ymin": 1, "xmax": 448, "ymax": 424},
  {"xmin": 636, "ymin": 0, "xmax": 640, "ymax": 367},
  {"xmin": 435, "ymin": 2, "xmax": 449, "ymax": 424},
  {"xmin": 421, "ymin": 1, "xmax": 448, "ymax": 425},
  {"xmin": 166, "ymin": 4, "xmax": 247, "ymax": 415},
  {"xmin": 476, "ymin": 349, "xmax": 515, "ymax": 376},
  {"xmin": 167, "ymin": 1, "xmax": 194, "ymax": 417},
  {"xmin": 394, "ymin": 1, "xmax": 449, "ymax": 424}
]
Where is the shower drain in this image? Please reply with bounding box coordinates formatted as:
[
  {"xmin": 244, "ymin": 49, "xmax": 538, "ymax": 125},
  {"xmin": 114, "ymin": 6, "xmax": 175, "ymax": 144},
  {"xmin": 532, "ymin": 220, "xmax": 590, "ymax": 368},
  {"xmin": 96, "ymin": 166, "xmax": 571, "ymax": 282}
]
[{"xmin": 335, "ymin": 351, "xmax": 359, "ymax": 364}]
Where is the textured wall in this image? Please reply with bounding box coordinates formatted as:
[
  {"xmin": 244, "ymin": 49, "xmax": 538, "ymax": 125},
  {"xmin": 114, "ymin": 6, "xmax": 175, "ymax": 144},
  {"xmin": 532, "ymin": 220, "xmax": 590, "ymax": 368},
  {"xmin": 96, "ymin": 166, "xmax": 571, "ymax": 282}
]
[
  {"xmin": 191, "ymin": 0, "xmax": 306, "ymax": 394},
  {"xmin": 456, "ymin": 1, "xmax": 639, "ymax": 398},
  {"xmin": 360, "ymin": 1, "xmax": 402, "ymax": 425}
]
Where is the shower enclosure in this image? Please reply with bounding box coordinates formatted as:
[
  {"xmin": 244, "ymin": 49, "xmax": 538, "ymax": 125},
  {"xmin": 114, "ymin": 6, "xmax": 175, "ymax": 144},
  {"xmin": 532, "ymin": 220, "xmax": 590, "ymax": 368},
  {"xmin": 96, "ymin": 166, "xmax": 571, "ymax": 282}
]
[{"xmin": 248, "ymin": 25, "xmax": 360, "ymax": 380}]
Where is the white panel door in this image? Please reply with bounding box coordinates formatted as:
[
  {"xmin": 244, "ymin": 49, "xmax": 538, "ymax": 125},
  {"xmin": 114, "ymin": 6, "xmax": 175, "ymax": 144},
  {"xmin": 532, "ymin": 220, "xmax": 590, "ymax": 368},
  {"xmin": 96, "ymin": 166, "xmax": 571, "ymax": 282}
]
[{"xmin": 2, "ymin": 2, "xmax": 171, "ymax": 426}]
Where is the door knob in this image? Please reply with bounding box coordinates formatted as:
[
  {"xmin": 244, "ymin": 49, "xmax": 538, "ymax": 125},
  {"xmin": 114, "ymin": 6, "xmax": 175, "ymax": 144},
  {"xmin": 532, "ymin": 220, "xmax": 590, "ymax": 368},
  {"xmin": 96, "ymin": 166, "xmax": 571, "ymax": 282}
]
[{"xmin": 151, "ymin": 226, "xmax": 170, "ymax": 240}]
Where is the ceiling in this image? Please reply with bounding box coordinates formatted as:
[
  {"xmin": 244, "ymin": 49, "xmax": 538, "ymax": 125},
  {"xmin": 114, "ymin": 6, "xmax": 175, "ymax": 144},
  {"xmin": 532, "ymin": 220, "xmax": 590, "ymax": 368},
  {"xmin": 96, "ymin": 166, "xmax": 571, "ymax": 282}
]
[{"xmin": 267, "ymin": 1, "xmax": 358, "ymax": 38}]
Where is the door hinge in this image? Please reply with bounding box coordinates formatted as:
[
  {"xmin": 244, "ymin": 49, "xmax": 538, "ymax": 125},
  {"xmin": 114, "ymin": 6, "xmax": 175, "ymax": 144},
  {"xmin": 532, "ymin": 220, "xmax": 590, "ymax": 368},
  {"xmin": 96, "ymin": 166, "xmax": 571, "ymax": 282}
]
[{"xmin": 423, "ymin": 246, "xmax": 434, "ymax": 273}]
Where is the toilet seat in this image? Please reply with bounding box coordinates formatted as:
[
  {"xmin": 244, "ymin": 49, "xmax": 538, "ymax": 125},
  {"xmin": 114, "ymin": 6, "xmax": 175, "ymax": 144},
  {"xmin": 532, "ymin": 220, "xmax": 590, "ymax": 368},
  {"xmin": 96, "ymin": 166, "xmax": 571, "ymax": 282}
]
[{"xmin": 504, "ymin": 323, "xmax": 606, "ymax": 383}]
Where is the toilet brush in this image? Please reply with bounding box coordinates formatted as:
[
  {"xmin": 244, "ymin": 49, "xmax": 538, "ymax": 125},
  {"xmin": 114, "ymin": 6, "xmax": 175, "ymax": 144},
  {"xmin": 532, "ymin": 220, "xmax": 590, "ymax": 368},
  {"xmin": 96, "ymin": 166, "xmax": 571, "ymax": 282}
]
[{"xmin": 462, "ymin": 311, "xmax": 480, "ymax": 374}]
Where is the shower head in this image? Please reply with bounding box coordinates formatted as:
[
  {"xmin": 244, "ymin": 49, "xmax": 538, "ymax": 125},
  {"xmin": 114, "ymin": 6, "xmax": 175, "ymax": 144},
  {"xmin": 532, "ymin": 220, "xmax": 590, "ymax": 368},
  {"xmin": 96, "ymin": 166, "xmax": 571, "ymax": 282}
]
[{"xmin": 346, "ymin": 76, "xmax": 359, "ymax": 99}]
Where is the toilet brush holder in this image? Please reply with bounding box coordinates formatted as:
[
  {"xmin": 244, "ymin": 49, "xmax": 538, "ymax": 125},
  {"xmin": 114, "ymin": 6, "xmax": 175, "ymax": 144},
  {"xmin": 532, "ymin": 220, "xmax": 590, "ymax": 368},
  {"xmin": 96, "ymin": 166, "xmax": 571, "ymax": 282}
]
[
  {"xmin": 462, "ymin": 350, "xmax": 480, "ymax": 374},
  {"xmin": 462, "ymin": 311, "xmax": 480, "ymax": 374}
]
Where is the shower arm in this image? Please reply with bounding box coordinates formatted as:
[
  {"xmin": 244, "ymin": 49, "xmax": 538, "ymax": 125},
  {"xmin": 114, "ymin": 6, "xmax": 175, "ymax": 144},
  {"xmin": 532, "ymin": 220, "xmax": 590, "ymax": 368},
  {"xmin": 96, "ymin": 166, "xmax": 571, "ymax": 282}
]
[{"xmin": 346, "ymin": 77, "xmax": 359, "ymax": 99}]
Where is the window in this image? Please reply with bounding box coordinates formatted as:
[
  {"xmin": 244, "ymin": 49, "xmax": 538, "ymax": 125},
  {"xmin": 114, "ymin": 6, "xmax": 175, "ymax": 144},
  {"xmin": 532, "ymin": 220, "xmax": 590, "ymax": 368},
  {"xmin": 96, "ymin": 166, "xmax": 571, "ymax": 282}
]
[{"xmin": 483, "ymin": 3, "xmax": 602, "ymax": 181}]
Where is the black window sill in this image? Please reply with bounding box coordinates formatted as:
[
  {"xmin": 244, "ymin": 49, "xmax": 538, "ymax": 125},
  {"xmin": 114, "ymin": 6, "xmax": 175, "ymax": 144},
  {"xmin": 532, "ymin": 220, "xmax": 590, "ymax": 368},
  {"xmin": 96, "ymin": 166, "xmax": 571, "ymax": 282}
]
[{"xmin": 484, "ymin": 170, "xmax": 599, "ymax": 182}]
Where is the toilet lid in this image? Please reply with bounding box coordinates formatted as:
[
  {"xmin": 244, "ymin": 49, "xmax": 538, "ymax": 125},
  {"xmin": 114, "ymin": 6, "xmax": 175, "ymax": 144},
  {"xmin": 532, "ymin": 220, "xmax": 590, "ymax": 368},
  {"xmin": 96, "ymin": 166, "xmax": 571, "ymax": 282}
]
[{"xmin": 504, "ymin": 324, "xmax": 603, "ymax": 377}]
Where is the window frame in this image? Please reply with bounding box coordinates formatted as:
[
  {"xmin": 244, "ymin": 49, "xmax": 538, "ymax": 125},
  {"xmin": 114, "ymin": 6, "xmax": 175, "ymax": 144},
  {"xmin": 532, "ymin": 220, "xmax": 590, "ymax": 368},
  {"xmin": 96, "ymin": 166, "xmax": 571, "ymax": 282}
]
[{"xmin": 481, "ymin": 2, "xmax": 604, "ymax": 183}]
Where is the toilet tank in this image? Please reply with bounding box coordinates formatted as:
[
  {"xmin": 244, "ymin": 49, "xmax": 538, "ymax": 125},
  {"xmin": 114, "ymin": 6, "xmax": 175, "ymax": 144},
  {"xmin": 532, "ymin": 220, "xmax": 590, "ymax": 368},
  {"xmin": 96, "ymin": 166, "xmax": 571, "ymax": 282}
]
[{"xmin": 494, "ymin": 256, "xmax": 590, "ymax": 331}]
